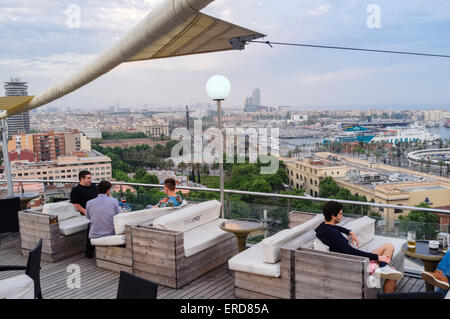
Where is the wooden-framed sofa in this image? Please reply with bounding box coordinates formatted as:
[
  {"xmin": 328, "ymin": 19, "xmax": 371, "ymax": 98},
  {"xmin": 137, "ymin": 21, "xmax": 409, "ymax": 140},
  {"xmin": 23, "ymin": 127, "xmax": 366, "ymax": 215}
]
[
  {"xmin": 227, "ymin": 211, "xmax": 325, "ymax": 299},
  {"xmin": 130, "ymin": 200, "xmax": 238, "ymax": 289},
  {"xmin": 18, "ymin": 201, "xmax": 90, "ymax": 262},
  {"xmin": 228, "ymin": 211, "xmax": 406, "ymax": 299},
  {"xmin": 90, "ymin": 202, "xmax": 190, "ymax": 273},
  {"xmin": 285, "ymin": 214, "xmax": 406, "ymax": 299}
]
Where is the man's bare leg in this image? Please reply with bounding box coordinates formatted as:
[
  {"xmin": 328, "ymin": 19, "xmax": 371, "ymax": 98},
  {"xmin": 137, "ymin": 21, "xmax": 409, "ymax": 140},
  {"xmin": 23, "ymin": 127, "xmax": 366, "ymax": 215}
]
[
  {"xmin": 372, "ymin": 243, "xmax": 397, "ymax": 293},
  {"xmin": 372, "ymin": 243, "xmax": 394, "ymax": 260}
]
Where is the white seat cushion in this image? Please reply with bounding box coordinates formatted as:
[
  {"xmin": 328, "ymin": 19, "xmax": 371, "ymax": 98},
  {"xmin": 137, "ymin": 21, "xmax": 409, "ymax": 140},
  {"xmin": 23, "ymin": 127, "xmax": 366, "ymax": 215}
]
[
  {"xmin": 343, "ymin": 216, "xmax": 375, "ymax": 247},
  {"xmin": 262, "ymin": 214, "xmax": 324, "ymax": 264},
  {"xmin": 114, "ymin": 206, "xmax": 175, "ymax": 235},
  {"xmin": 445, "ymin": 290, "xmax": 450, "ymax": 299},
  {"xmin": 0, "ymin": 274, "xmax": 34, "ymax": 299},
  {"xmin": 183, "ymin": 218, "xmax": 231, "ymax": 258},
  {"xmin": 313, "ymin": 238, "xmax": 330, "ymax": 251},
  {"xmin": 59, "ymin": 216, "xmax": 90, "ymax": 236},
  {"xmin": 41, "ymin": 201, "xmax": 80, "ymax": 221},
  {"xmin": 228, "ymin": 242, "xmax": 280, "ymax": 278},
  {"xmin": 90, "ymin": 234, "xmax": 126, "ymax": 246},
  {"xmin": 153, "ymin": 200, "xmax": 221, "ymax": 233}
]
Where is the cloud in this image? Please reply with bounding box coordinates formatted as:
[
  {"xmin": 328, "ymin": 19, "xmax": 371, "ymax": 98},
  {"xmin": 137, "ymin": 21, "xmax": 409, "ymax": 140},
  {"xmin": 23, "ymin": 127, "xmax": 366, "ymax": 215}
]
[
  {"xmin": 0, "ymin": 53, "xmax": 96, "ymax": 79},
  {"xmin": 294, "ymin": 66, "xmax": 396, "ymax": 85},
  {"xmin": 1, "ymin": 0, "xmax": 450, "ymax": 109},
  {"xmin": 307, "ymin": 4, "xmax": 331, "ymax": 17}
]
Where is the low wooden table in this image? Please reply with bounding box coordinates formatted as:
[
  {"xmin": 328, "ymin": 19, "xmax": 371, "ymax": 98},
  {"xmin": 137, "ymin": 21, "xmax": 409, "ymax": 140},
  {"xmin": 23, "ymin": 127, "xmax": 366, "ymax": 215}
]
[
  {"xmin": 220, "ymin": 218, "xmax": 263, "ymax": 253},
  {"xmin": 401, "ymin": 240, "xmax": 445, "ymax": 291}
]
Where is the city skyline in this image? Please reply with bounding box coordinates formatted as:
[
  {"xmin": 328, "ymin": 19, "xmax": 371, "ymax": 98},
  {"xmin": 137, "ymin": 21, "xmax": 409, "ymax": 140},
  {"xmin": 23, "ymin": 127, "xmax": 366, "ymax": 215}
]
[{"xmin": 1, "ymin": 1, "xmax": 450, "ymax": 111}]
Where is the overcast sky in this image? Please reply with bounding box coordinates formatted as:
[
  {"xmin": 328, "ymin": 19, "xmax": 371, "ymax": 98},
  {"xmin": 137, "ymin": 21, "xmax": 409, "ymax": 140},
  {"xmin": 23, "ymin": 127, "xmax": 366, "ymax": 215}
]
[{"xmin": 1, "ymin": 0, "xmax": 450, "ymax": 111}]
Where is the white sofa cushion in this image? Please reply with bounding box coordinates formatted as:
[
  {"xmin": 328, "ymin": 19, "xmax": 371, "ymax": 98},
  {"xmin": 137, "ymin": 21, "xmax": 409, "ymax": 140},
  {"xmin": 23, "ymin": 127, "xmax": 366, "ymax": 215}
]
[
  {"xmin": 262, "ymin": 214, "xmax": 324, "ymax": 264},
  {"xmin": 228, "ymin": 242, "xmax": 281, "ymax": 278},
  {"xmin": 90, "ymin": 234, "xmax": 126, "ymax": 246},
  {"xmin": 360, "ymin": 235, "xmax": 405, "ymax": 272},
  {"xmin": 313, "ymin": 238, "xmax": 330, "ymax": 251},
  {"xmin": 445, "ymin": 290, "xmax": 450, "ymax": 299},
  {"xmin": 183, "ymin": 218, "xmax": 231, "ymax": 257},
  {"xmin": 41, "ymin": 201, "xmax": 80, "ymax": 221},
  {"xmin": 153, "ymin": 200, "xmax": 221, "ymax": 233},
  {"xmin": 114, "ymin": 208, "xmax": 163, "ymax": 235},
  {"xmin": 113, "ymin": 201, "xmax": 187, "ymax": 235},
  {"xmin": 343, "ymin": 216, "xmax": 375, "ymax": 247},
  {"xmin": 0, "ymin": 274, "xmax": 34, "ymax": 299},
  {"xmin": 59, "ymin": 216, "xmax": 90, "ymax": 236}
]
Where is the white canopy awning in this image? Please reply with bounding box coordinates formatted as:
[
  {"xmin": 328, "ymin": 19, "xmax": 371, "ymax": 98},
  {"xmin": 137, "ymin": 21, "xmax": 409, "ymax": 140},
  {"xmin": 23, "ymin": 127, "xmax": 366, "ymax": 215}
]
[{"xmin": 0, "ymin": 0, "xmax": 264, "ymax": 118}]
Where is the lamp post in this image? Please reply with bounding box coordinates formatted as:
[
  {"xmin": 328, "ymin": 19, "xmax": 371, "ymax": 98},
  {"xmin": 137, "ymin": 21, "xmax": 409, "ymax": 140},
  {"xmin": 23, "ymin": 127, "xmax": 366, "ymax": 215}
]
[{"xmin": 206, "ymin": 75, "xmax": 231, "ymax": 218}]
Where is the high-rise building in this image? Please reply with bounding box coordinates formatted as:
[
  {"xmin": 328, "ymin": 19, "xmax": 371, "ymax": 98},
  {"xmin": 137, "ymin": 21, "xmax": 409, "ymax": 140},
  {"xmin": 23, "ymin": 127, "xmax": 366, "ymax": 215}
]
[
  {"xmin": 244, "ymin": 97, "xmax": 253, "ymax": 108},
  {"xmin": 252, "ymin": 88, "xmax": 261, "ymax": 106},
  {"xmin": 4, "ymin": 78, "xmax": 31, "ymax": 138}
]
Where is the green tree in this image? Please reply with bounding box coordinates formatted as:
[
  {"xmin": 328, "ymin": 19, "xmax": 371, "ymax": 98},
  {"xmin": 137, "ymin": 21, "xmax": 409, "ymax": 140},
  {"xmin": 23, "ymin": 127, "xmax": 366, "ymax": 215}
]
[
  {"xmin": 318, "ymin": 176, "xmax": 340, "ymax": 198},
  {"xmin": 398, "ymin": 202, "xmax": 438, "ymax": 240}
]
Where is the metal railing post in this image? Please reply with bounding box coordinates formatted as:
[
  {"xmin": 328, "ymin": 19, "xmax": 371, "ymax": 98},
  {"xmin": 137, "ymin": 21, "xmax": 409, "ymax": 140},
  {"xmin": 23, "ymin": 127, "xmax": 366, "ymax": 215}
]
[{"xmin": 226, "ymin": 193, "xmax": 230, "ymax": 219}]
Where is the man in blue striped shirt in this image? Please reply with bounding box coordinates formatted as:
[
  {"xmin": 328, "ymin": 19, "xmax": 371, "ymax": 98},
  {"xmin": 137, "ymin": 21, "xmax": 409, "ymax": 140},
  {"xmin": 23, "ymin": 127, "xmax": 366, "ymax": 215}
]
[{"xmin": 86, "ymin": 180, "xmax": 121, "ymax": 239}]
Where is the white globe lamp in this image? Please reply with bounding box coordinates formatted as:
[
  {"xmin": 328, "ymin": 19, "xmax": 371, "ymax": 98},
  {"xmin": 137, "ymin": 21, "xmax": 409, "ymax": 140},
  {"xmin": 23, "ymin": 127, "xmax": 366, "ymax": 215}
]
[{"xmin": 206, "ymin": 75, "xmax": 231, "ymax": 101}]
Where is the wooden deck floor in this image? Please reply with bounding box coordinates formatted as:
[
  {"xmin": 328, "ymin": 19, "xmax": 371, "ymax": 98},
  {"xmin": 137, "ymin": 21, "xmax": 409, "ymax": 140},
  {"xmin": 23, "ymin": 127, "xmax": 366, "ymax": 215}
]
[
  {"xmin": 0, "ymin": 233, "xmax": 427, "ymax": 299},
  {"xmin": 0, "ymin": 233, "xmax": 235, "ymax": 299}
]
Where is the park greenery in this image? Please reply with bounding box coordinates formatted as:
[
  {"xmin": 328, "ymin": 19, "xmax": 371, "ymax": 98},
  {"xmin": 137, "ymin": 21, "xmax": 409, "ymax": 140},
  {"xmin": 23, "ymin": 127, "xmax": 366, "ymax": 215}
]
[
  {"xmin": 92, "ymin": 141, "xmax": 440, "ymax": 236},
  {"xmin": 102, "ymin": 131, "xmax": 148, "ymax": 140},
  {"xmin": 92, "ymin": 141, "xmax": 177, "ymax": 177},
  {"xmin": 110, "ymin": 167, "xmax": 165, "ymax": 211}
]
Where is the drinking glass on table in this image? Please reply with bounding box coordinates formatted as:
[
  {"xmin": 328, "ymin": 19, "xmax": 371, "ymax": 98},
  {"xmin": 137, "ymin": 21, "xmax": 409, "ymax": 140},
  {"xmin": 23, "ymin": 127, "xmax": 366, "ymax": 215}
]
[
  {"xmin": 407, "ymin": 231, "xmax": 416, "ymax": 251},
  {"xmin": 443, "ymin": 234, "xmax": 448, "ymax": 254}
]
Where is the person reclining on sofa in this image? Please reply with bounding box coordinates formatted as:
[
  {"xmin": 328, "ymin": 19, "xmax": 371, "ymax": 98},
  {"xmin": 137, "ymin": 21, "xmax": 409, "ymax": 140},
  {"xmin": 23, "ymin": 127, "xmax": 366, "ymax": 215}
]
[
  {"xmin": 421, "ymin": 250, "xmax": 449, "ymax": 294},
  {"xmin": 153, "ymin": 178, "xmax": 183, "ymax": 208},
  {"xmin": 315, "ymin": 201, "xmax": 403, "ymax": 293},
  {"xmin": 86, "ymin": 180, "xmax": 121, "ymax": 239}
]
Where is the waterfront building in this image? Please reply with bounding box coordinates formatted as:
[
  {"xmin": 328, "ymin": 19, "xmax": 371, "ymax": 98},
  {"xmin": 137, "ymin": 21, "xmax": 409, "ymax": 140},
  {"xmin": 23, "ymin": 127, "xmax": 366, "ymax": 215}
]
[
  {"xmin": 283, "ymin": 156, "xmax": 347, "ymax": 197},
  {"xmin": 283, "ymin": 152, "xmax": 450, "ymax": 229},
  {"xmin": 424, "ymin": 109, "xmax": 445, "ymax": 122}
]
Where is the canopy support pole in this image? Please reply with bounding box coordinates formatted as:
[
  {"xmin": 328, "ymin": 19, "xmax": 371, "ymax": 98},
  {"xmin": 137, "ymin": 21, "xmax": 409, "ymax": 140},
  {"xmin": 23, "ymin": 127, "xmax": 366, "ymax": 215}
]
[{"xmin": 1, "ymin": 119, "xmax": 13, "ymax": 197}]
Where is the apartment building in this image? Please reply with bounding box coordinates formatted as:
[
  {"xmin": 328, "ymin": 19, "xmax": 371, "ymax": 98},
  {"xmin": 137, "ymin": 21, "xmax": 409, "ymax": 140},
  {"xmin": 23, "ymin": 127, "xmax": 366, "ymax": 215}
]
[
  {"xmin": 5, "ymin": 150, "xmax": 112, "ymax": 183},
  {"xmin": 64, "ymin": 130, "xmax": 91, "ymax": 155},
  {"xmin": 8, "ymin": 133, "xmax": 34, "ymax": 152},
  {"xmin": 32, "ymin": 131, "xmax": 66, "ymax": 162}
]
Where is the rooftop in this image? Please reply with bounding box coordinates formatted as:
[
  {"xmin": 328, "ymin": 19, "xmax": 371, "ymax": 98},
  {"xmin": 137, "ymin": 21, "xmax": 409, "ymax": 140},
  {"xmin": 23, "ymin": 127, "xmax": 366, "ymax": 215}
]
[{"xmin": 0, "ymin": 233, "xmax": 428, "ymax": 299}]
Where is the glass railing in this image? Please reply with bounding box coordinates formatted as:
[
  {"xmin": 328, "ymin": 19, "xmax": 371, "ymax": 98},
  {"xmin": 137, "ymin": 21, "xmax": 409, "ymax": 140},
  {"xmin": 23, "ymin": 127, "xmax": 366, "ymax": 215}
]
[{"xmin": 8, "ymin": 178, "xmax": 450, "ymax": 276}]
